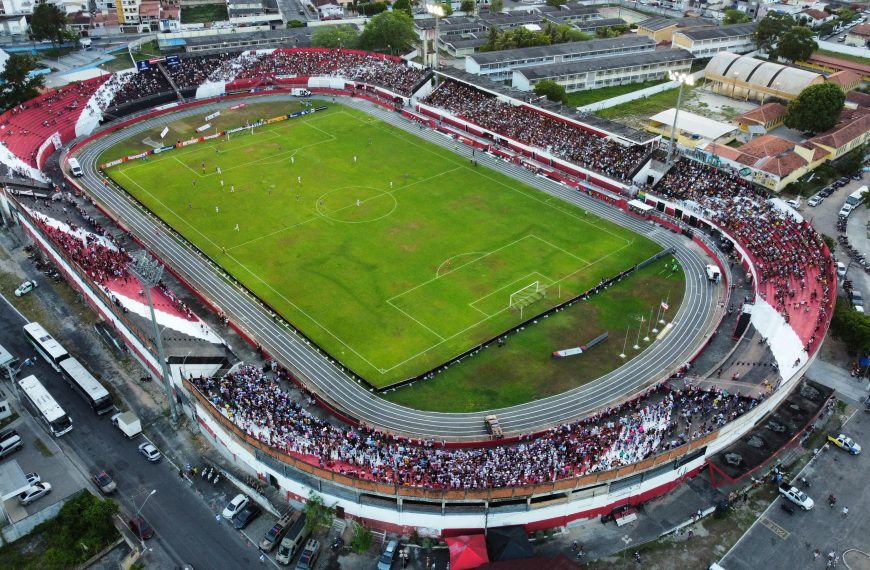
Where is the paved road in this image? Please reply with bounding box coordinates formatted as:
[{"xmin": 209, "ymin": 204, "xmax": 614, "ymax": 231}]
[
  {"xmin": 0, "ymin": 292, "xmax": 263, "ymax": 570},
  {"xmin": 720, "ymin": 407, "xmax": 870, "ymax": 570},
  {"xmin": 70, "ymin": 94, "xmax": 721, "ymax": 440}
]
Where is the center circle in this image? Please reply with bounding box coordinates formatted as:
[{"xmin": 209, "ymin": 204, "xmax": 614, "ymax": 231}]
[{"xmin": 316, "ymin": 186, "xmax": 398, "ymax": 223}]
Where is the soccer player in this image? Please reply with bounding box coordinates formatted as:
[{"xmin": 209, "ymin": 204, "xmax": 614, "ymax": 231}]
[
  {"xmin": 215, "ymin": 206, "xmax": 220, "ymax": 213},
  {"xmin": 234, "ymin": 223, "xmax": 239, "ymax": 231},
  {"xmin": 297, "ymin": 176, "xmax": 302, "ymax": 184}
]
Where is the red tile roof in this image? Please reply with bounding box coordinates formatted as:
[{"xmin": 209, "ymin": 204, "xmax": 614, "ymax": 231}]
[
  {"xmin": 706, "ymin": 135, "xmax": 811, "ymax": 178},
  {"xmin": 809, "ymin": 111, "xmax": 870, "ymax": 150},
  {"xmin": 806, "ymin": 54, "xmax": 870, "ymax": 77},
  {"xmin": 735, "ymin": 102, "xmax": 788, "ymax": 126},
  {"xmin": 826, "ymin": 69, "xmax": 860, "ymax": 88},
  {"xmin": 846, "ymin": 90, "xmax": 870, "ymax": 108},
  {"xmin": 848, "ymin": 24, "xmax": 870, "ymax": 37},
  {"xmin": 801, "ymin": 9, "xmax": 829, "ymax": 19}
]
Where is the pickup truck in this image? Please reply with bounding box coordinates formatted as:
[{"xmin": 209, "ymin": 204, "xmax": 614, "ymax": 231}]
[{"xmin": 778, "ymin": 483, "xmax": 814, "ymax": 510}]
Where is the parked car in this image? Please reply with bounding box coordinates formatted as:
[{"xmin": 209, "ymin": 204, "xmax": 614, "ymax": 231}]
[
  {"xmin": 222, "ymin": 494, "xmax": 249, "ymax": 520},
  {"xmin": 377, "ymin": 539, "xmax": 399, "ymax": 570},
  {"xmin": 837, "ymin": 261, "xmax": 847, "ymax": 278},
  {"xmin": 18, "ymin": 482, "xmax": 52, "ymax": 505},
  {"xmin": 93, "ymin": 471, "xmax": 117, "ymax": 494},
  {"xmin": 232, "ymin": 503, "xmax": 262, "ymax": 529},
  {"xmin": 14, "ymin": 280, "xmax": 37, "ymax": 297},
  {"xmin": 138, "ymin": 442, "xmax": 161, "ymax": 462},
  {"xmin": 129, "ymin": 515, "xmax": 155, "ymax": 539},
  {"xmin": 807, "ymin": 195, "xmax": 823, "ymax": 207},
  {"xmin": 25, "ymin": 472, "xmax": 41, "ymax": 486}
]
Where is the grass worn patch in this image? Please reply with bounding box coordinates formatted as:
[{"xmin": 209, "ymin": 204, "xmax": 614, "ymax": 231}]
[
  {"xmin": 595, "ymin": 84, "xmax": 695, "ymax": 120},
  {"xmin": 103, "ymin": 103, "xmax": 664, "ymax": 389},
  {"xmin": 99, "ymin": 101, "xmax": 304, "ymax": 162},
  {"xmin": 101, "ymin": 49, "xmax": 135, "ymax": 73},
  {"xmin": 383, "ymin": 258, "xmax": 684, "ymax": 411},
  {"xmin": 564, "ymin": 79, "xmax": 669, "ymax": 108}
]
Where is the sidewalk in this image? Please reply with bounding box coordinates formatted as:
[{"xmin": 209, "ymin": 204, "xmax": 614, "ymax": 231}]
[{"xmin": 806, "ymin": 358, "xmax": 869, "ymax": 404}]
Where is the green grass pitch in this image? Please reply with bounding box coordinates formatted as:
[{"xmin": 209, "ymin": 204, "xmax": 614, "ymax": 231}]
[{"xmin": 104, "ymin": 104, "xmax": 664, "ymax": 386}]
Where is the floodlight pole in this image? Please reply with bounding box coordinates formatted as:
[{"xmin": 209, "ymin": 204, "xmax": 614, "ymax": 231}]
[
  {"xmin": 129, "ymin": 251, "xmax": 179, "ymax": 423},
  {"xmin": 666, "ymin": 71, "xmax": 693, "ymax": 166},
  {"xmin": 426, "ymin": 4, "xmax": 445, "ymax": 85}
]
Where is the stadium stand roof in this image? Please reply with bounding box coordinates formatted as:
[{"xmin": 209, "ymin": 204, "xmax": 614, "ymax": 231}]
[
  {"xmin": 468, "ymin": 35, "xmax": 655, "ymax": 65},
  {"xmin": 515, "ymin": 48, "xmax": 693, "ymax": 81},
  {"xmin": 182, "ymin": 28, "xmax": 314, "ymax": 52}
]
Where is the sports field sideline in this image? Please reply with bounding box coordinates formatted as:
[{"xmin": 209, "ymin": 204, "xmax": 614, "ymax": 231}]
[{"xmin": 104, "ymin": 103, "xmax": 663, "ymax": 386}]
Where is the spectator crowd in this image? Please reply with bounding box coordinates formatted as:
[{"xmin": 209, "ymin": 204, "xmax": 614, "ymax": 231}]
[
  {"xmin": 422, "ymin": 80, "xmax": 648, "ymax": 182},
  {"xmin": 654, "ymin": 158, "xmax": 834, "ymax": 352},
  {"xmin": 191, "ymin": 365, "xmax": 753, "ymax": 489}
]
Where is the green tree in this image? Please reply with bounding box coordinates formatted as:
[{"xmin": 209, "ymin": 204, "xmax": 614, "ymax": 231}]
[
  {"xmin": 785, "ymin": 83, "xmax": 845, "ymax": 134},
  {"xmin": 595, "ymin": 26, "xmax": 622, "ymax": 39},
  {"xmin": 534, "ymin": 79, "xmax": 566, "ymax": 103},
  {"xmin": 360, "ymin": 2, "xmax": 387, "ymax": 16},
  {"xmin": 311, "ymin": 24, "xmax": 360, "ymax": 48},
  {"xmin": 459, "ymin": 0, "xmax": 474, "ymax": 14},
  {"xmin": 837, "ymin": 8, "xmax": 855, "ymax": 23},
  {"xmin": 831, "ymin": 301, "xmax": 870, "ymax": 353},
  {"xmin": 754, "ymin": 12, "xmax": 794, "ymax": 51},
  {"xmin": 723, "ymin": 8, "xmax": 751, "ymax": 24},
  {"xmin": 490, "ymin": 0, "xmax": 503, "ymax": 13},
  {"xmin": 29, "ymin": 0, "xmax": 69, "ymax": 46},
  {"xmin": 350, "ymin": 522, "xmax": 373, "ymax": 553},
  {"xmin": 774, "ymin": 26, "xmax": 817, "ymax": 62},
  {"xmin": 0, "ymin": 53, "xmax": 45, "ymax": 111},
  {"xmin": 392, "ymin": 0, "xmax": 412, "ymax": 16},
  {"xmin": 287, "ymin": 19, "xmax": 306, "ymax": 27},
  {"xmin": 302, "ymin": 492, "xmax": 335, "ymax": 533},
  {"xmin": 437, "ymin": 2, "xmax": 452, "ymax": 16},
  {"xmin": 546, "ymin": 0, "xmax": 563, "ymax": 6},
  {"xmin": 359, "ymin": 10, "xmax": 417, "ymax": 52}
]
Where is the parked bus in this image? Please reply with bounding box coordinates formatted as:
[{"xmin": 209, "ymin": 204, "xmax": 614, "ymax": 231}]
[
  {"xmin": 23, "ymin": 322, "xmax": 69, "ymax": 371},
  {"xmin": 18, "ymin": 374, "xmax": 73, "ymax": 436},
  {"xmin": 59, "ymin": 357, "xmax": 113, "ymax": 415}
]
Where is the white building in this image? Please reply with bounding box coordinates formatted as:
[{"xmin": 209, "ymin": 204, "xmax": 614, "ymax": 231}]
[
  {"xmin": 0, "ymin": 0, "xmax": 34, "ymax": 15},
  {"xmin": 672, "ymin": 23, "xmax": 758, "ymax": 57},
  {"xmin": 465, "ymin": 36, "xmax": 656, "ymax": 82},
  {"xmin": 0, "ymin": 14, "xmax": 26, "ymax": 35},
  {"xmin": 511, "ymin": 48, "xmax": 694, "ymax": 93}
]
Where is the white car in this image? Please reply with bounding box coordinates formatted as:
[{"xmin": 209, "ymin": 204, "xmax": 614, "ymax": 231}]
[
  {"xmin": 138, "ymin": 442, "xmax": 161, "ymax": 462},
  {"xmin": 222, "ymin": 494, "xmax": 249, "ymax": 519},
  {"xmin": 25, "ymin": 472, "xmax": 41, "ymax": 486},
  {"xmin": 14, "ymin": 280, "xmax": 37, "ymax": 297},
  {"xmin": 19, "ymin": 482, "xmax": 52, "ymax": 505},
  {"xmin": 807, "ymin": 195, "xmax": 822, "ymax": 207}
]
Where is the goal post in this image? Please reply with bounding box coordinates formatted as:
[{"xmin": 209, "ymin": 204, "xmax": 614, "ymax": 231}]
[{"xmin": 508, "ymin": 281, "xmax": 547, "ymax": 318}]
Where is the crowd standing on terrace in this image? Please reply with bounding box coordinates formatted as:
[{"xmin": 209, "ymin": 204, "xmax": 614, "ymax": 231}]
[
  {"xmin": 422, "ymin": 80, "xmax": 648, "ymax": 182},
  {"xmin": 30, "ymin": 199, "xmax": 196, "ymax": 319},
  {"xmin": 192, "ymin": 366, "xmax": 753, "ymax": 489},
  {"xmin": 654, "ymin": 159, "xmax": 833, "ymax": 352}
]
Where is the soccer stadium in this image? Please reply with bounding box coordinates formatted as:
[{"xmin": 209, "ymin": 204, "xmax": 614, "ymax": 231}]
[{"xmin": 0, "ymin": 48, "xmax": 835, "ymax": 535}]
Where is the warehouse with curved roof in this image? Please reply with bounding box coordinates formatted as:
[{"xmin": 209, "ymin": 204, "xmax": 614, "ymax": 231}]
[{"xmin": 704, "ymin": 51, "xmax": 823, "ymax": 101}]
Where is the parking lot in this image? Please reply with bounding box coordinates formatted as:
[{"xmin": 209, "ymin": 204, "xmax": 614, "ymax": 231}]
[
  {"xmin": 0, "ymin": 404, "xmax": 90, "ymax": 524},
  {"xmin": 721, "ymin": 405, "xmax": 870, "ymax": 569}
]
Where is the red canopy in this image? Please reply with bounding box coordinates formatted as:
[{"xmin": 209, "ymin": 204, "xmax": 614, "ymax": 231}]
[{"xmin": 447, "ymin": 534, "xmax": 490, "ymax": 570}]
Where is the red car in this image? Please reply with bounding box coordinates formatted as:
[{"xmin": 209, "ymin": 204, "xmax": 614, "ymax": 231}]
[{"xmin": 129, "ymin": 515, "xmax": 155, "ymax": 540}]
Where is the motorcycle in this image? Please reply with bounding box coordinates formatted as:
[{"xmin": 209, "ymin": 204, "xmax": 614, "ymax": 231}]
[{"xmin": 331, "ymin": 537, "xmax": 345, "ymax": 551}]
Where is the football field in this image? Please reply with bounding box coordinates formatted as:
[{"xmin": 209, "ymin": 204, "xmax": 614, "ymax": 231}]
[{"xmin": 105, "ymin": 104, "xmax": 663, "ymax": 386}]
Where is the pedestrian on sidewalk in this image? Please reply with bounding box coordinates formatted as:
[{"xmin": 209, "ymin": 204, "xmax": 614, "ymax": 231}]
[
  {"xmin": 216, "ymin": 514, "xmax": 221, "ymax": 526},
  {"xmin": 842, "ymin": 506, "xmax": 849, "ymax": 517}
]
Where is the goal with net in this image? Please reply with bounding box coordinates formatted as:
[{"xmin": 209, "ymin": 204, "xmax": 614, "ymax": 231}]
[{"xmin": 509, "ymin": 281, "xmax": 547, "ymax": 317}]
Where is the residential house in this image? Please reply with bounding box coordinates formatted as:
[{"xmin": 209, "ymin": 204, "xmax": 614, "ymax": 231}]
[
  {"xmin": 845, "ymin": 23, "xmax": 870, "ymax": 47},
  {"xmin": 798, "ymin": 8, "xmax": 834, "ymax": 27},
  {"xmin": 734, "ymin": 103, "xmax": 789, "ymax": 135}
]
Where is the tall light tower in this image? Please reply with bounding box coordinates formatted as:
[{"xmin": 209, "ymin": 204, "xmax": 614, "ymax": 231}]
[
  {"xmin": 426, "ymin": 3, "xmax": 445, "ymax": 83},
  {"xmin": 128, "ymin": 251, "xmax": 178, "ymax": 423},
  {"xmin": 666, "ymin": 71, "xmax": 695, "ymax": 166}
]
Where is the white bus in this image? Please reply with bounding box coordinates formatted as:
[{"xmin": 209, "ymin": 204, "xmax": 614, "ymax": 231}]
[
  {"xmin": 23, "ymin": 322, "xmax": 70, "ymax": 371},
  {"xmin": 18, "ymin": 374, "xmax": 73, "ymax": 436},
  {"xmin": 59, "ymin": 357, "xmax": 113, "ymax": 415}
]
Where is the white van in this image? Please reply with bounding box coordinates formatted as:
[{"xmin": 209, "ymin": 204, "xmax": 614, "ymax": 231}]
[
  {"xmin": 0, "ymin": 434, "xmax": 23, "ymax": 458},
  {"xmin": 68, "ymin": 158, "xmax": 83, "ymax": 177},
  {"xmin": 837, "ymin": 261, "xmax": 847, "ymax": 278},
  {"xmin": 839, "ymin": 204, "xmax": 853, "ymax": 218}
]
